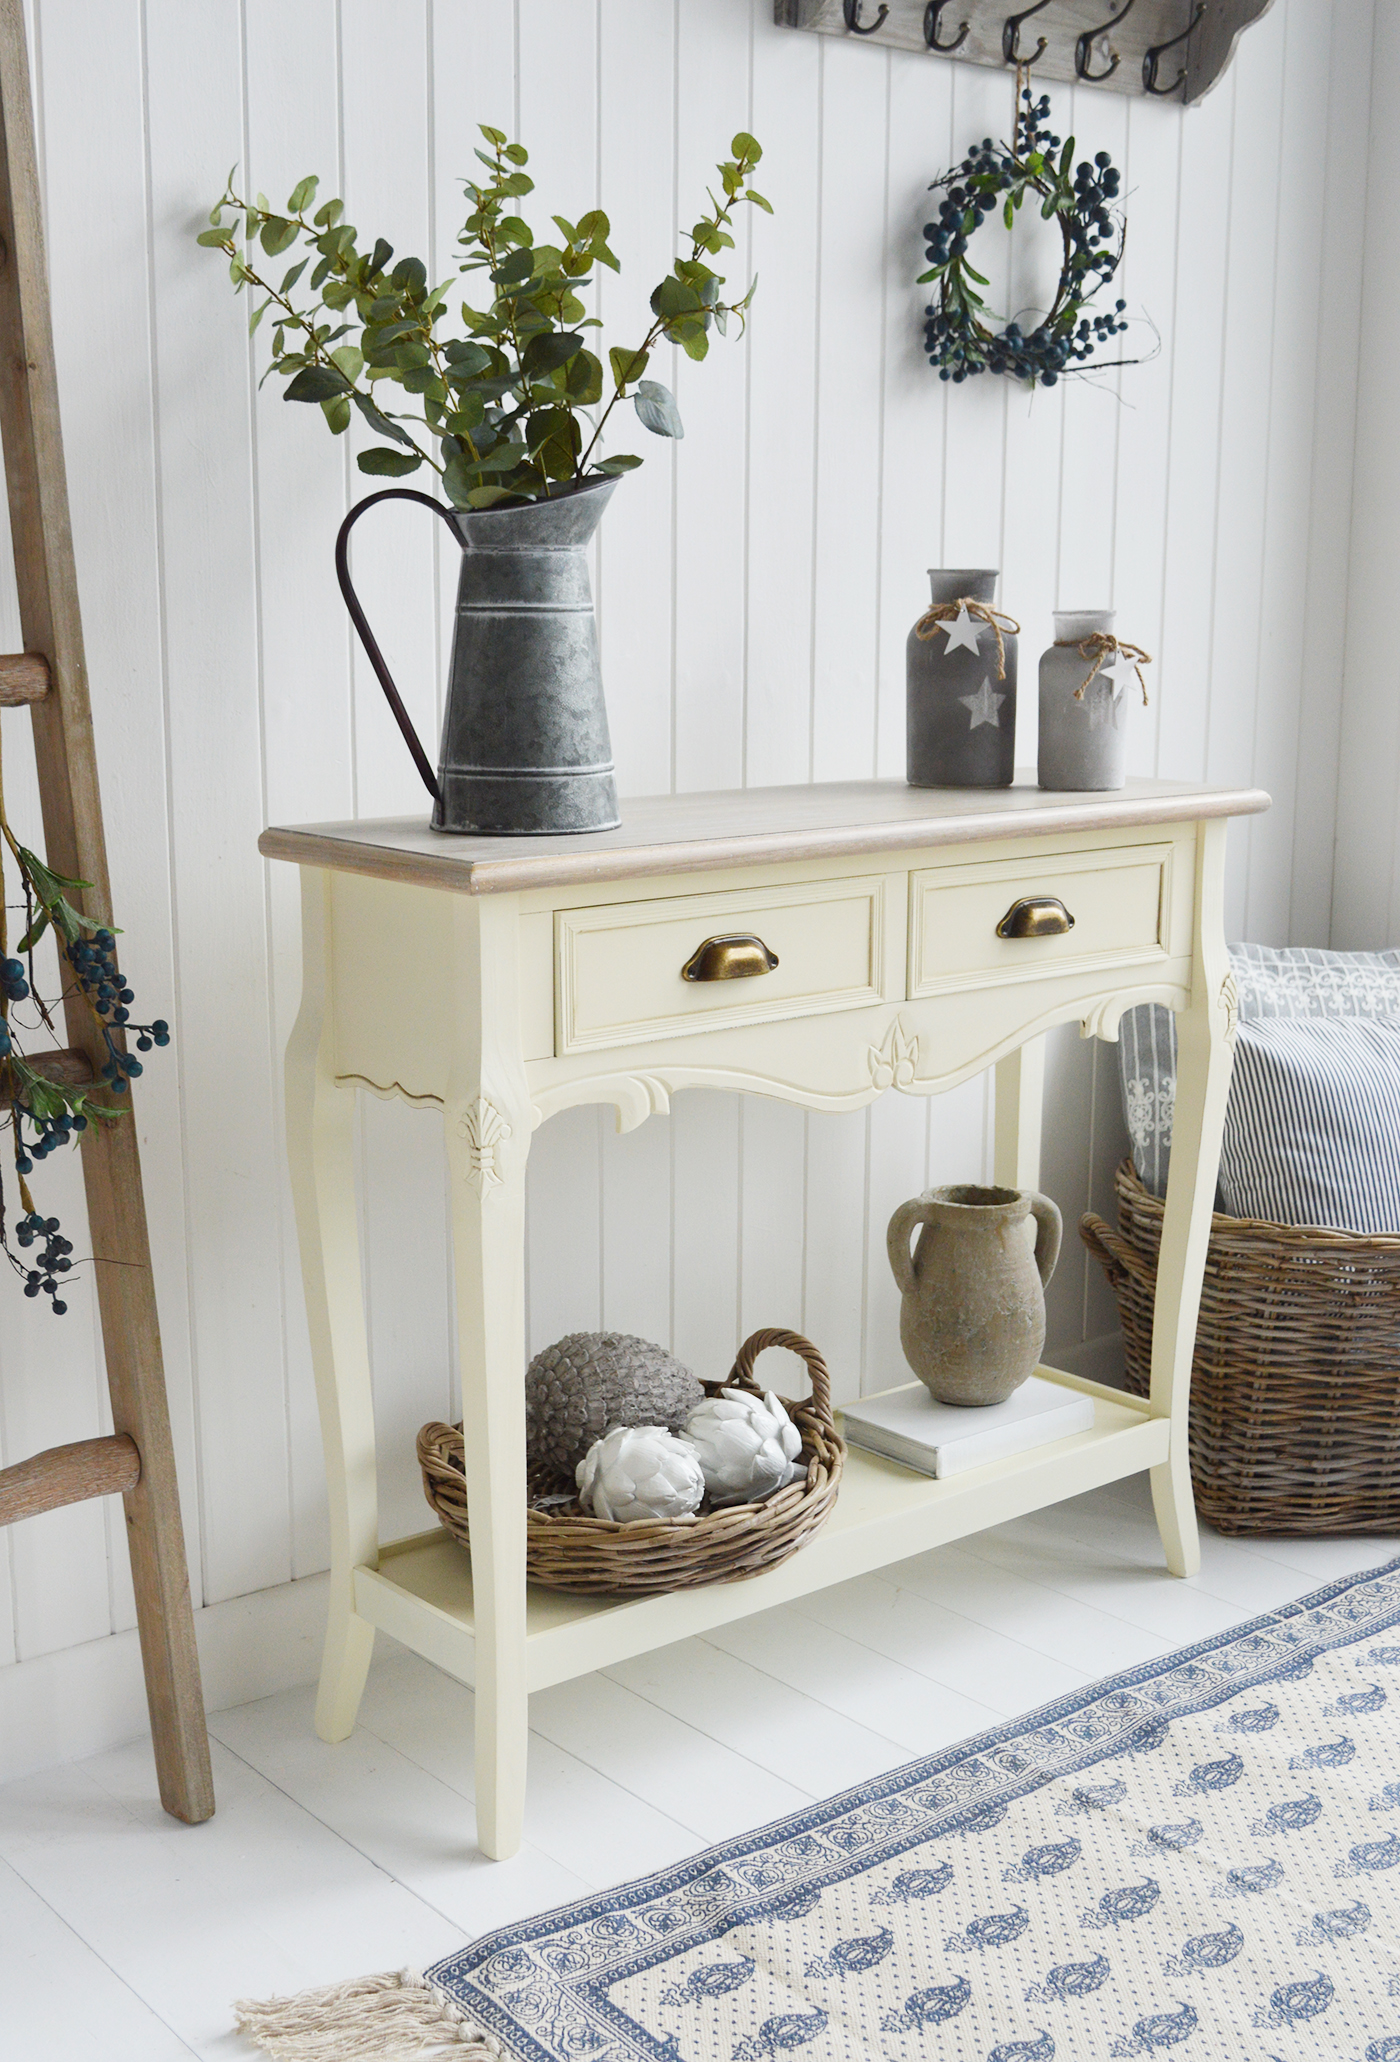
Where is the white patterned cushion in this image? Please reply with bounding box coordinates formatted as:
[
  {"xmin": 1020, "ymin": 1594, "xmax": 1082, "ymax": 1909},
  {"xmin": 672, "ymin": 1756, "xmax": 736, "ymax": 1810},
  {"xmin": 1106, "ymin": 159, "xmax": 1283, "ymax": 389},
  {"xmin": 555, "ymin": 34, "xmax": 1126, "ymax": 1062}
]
[
  {"xmin": 1217, "ymin": 1017, "xmax": 1400, "ymax": 1231},
  {"xmin": 1230, "ymin": 941, "xmax": 1400, "ymax": 1020},
  {"xmin": 1117, "ymin": 944, "xmax": 1400, "ymax": 1202}
]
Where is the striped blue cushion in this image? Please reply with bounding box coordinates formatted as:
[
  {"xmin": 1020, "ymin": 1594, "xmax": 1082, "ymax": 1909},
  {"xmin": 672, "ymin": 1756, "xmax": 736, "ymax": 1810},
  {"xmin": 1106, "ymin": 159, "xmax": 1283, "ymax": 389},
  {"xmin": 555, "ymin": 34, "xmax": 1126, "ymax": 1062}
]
[
  {"xmin": 1217, "ymin": 1017, "xmax": 1400, "ymax": 1232},
  {"xmin": 1118, "ymin": 945, "xmax": 1400, "ymax": 1200}
]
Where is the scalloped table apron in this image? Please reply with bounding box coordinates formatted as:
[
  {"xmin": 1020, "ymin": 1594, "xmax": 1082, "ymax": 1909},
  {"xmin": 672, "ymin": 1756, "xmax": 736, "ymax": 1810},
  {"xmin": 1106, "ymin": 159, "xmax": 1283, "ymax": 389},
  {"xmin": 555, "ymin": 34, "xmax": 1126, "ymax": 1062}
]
[{"xmin": 260, "ymin": 773, "xmax": 1268, "ymax": 1860}]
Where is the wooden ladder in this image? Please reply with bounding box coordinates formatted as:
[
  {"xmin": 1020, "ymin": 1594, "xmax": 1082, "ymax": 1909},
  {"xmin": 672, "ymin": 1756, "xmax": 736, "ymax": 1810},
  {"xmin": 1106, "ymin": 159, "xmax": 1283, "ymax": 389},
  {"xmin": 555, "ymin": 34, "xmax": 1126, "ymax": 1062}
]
[{"xmin": 0, "ymin": 0, "xmax": 212, "ymax": 1823}]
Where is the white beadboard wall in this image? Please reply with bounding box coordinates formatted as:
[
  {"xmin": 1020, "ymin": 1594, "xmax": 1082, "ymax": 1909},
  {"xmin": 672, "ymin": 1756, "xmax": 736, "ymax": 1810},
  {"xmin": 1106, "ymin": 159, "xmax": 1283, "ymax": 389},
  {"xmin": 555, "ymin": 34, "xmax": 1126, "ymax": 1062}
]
[{"xmin": 0, "ymin": 0, "xmax": 1373, "ymax": 1771}]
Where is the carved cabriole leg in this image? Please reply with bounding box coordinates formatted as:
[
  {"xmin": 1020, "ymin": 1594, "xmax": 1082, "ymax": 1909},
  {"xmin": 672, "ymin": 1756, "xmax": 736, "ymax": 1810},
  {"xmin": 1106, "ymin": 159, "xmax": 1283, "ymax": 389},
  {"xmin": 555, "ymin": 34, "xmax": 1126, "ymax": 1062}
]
[
  {"xmin": 443, "ymin": 891, "xmax": 533, "ymax": 1862},
  {"xmin": 286, "ymin": 868, "xmax": 378, "ymax": 1739},
  {"xmin": 993, "ymin": 1036, "xmax": 1046, "ymax": 1191},
  {"xmin": 1149, "ymin": 817, "xmax": 1235, "ymax": 1578}
]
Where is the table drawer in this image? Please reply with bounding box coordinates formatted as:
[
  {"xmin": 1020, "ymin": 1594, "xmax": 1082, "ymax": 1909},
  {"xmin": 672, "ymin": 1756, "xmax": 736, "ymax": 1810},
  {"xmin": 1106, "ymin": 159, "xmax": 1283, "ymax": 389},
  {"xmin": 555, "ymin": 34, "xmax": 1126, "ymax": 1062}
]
[
  {"xmin": 910, "ymin": 842, "xmax": 1173, "ymax": 997},
  {"xmin": 556, "ymin": 875, "xmax": 894, "ymax": 1053}
]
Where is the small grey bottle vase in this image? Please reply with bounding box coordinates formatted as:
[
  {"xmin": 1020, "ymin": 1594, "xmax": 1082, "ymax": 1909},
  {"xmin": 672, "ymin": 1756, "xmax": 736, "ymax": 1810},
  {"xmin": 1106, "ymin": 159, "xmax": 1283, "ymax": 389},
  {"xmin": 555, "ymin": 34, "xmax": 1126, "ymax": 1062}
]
[
  {"xmin": 1038, "ymin": 608, "xmax": 1129, "ymax": 792},
  {"xmin": 906, "ymin": 568, "xmax": 1016, "ymax": 789},
  {"xmin": 336, "ymin": 474, "xmax": 621, "ymax": 836},
  {"xmin": 887, "ymin": 1184, "xmax": 1062, "ymax": 1406}
]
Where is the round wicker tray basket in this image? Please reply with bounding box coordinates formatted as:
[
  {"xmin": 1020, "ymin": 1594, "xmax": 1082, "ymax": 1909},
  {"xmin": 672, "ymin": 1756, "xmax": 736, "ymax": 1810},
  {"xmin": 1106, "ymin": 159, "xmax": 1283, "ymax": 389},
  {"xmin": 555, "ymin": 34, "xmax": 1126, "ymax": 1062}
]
[
  {"xmin": 1082, "ymin": 1158, "xmax": 1400, "ymax": 1536},
  {"xmin": 417, "ymin": 1328, "xmax": 844, "ymax": 1596}
]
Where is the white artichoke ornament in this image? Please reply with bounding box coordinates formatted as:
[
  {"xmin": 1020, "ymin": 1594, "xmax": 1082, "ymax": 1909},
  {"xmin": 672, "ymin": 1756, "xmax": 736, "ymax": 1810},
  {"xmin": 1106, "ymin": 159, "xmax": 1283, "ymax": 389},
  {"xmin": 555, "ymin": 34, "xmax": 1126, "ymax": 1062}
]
[
  {"xmin": 683, "ymin": 1388, "xmax": 803, "ymax": 1506},
  {"xmin": 575, "ymin": 1424, "xmax": 706, "ymax": 1523}
]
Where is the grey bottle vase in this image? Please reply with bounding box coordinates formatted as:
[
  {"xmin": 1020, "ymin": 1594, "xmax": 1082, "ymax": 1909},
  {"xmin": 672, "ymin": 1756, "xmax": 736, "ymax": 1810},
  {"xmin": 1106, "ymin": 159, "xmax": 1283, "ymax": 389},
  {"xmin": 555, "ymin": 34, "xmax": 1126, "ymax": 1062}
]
[
  {"xmin": 1038, "ymin": 609, "xmax": 1129, "ymax": 792},
  {"xmin": 906, "ymin": 568, "xmax": 1016, "ymax": 789},
  {"xmin": 887, "ymin": 1183, "xmax": 1062, "ymax": 1406},
  {"xmin": 336, "ymin": 474, "xmax": 621, "ymax": 836}
]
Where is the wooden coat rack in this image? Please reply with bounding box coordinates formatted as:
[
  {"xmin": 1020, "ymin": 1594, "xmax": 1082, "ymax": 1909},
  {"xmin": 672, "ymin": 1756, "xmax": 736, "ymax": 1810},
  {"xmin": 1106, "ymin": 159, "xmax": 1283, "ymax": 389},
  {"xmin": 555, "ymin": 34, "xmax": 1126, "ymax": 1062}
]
[
  {"xmin": 0, "ymin": 0, "xmax": 212, "ymax": 1823},
  {"xmin": 776, "ymin": 0, "xmax": 1274, "ymax": 104}
]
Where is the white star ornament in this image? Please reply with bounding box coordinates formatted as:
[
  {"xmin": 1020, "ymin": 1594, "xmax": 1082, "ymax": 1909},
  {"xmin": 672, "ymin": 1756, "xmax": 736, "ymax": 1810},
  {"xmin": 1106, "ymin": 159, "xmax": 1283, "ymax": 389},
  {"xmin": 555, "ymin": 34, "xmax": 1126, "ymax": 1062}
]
[
  {"xmin": 959, "ymin": 676, "xmax": 1005, "ymax": 730},
  {"xmin": 938, "ymin": 604, "xmax": 984, "ymax": 657}
]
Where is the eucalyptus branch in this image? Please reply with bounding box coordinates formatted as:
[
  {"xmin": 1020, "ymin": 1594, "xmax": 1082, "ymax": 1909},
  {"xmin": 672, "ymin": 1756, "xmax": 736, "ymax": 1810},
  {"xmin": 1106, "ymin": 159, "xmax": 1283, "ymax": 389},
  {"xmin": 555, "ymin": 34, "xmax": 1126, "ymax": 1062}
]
[{"xmin": 200, "ymin": 125, "xmax": 770, "ymax": 509}]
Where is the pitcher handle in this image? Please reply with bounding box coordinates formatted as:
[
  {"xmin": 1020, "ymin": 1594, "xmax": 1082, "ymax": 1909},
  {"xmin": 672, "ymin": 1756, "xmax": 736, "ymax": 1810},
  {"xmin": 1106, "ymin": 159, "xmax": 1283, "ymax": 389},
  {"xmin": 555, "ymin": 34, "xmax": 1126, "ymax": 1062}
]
[
  {"xmin": 334, "ymin": 488, "xmax": 461, "ymax": 805},
  {"xmin": 887, "ymin": 1197, "xmax": 933, "ymax": 1299},
  {"xmin": 1026, "ymin": 1191, "xmax": 1063, "ymax": 1290}
]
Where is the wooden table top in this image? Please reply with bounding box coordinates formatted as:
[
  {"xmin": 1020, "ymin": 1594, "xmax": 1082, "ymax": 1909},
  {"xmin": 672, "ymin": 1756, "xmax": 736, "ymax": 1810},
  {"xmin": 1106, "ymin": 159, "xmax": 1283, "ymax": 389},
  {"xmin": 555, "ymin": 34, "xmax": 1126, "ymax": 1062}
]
[{"xmin": 259, "ymin": 775, "xmax": 1271, "ymax": 895}]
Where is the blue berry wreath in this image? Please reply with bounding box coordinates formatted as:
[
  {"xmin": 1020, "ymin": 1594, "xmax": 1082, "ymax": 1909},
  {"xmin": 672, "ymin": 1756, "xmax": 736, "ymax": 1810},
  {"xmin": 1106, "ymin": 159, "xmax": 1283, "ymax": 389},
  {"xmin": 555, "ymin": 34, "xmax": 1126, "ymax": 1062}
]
[{"xmin": 920, "ymin": 83, "xmax": 1128, "ymax": 386}]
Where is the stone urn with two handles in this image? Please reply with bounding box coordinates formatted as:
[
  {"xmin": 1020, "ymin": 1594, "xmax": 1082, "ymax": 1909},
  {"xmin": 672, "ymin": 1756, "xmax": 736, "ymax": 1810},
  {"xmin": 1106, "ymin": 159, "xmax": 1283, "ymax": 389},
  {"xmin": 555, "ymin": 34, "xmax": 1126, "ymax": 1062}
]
[{"xmin": 887, "ymin": 1185, "xmax": 1062, "ymax": 1406}]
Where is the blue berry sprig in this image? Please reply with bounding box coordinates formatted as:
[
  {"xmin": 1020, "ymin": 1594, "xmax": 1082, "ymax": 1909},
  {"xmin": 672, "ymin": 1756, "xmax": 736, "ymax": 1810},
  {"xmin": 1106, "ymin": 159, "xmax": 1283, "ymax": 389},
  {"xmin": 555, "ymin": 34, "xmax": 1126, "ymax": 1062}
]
[
  {"xmin": 919, "ymin": 84, "xmax": 1129, "ymax": 388},
  {"xmin": 67, "ymin": 928, "xmax": 170, "ymax": 1096},
  {"xmin": 0, "ymin": 809, "xmax": 171, "ymax": 1314}
]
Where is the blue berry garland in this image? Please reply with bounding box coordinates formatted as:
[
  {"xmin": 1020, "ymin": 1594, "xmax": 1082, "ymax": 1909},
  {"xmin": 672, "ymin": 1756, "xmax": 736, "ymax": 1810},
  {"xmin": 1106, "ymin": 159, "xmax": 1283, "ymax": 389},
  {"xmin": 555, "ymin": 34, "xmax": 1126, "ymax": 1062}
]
[
  {"xmin": 920, "ymin": 83, "xmax": 1129, "ymax": 387},
  {"xmin": 0, "ymin": 735, "xmax": 170, "ymax": 1314}
]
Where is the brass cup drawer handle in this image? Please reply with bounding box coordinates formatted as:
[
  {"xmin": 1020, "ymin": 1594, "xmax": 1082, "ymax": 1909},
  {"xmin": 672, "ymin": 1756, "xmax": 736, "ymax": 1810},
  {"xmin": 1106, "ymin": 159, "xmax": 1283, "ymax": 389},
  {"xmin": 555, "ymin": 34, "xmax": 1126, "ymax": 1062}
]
[
  {"xmin": 996, "ymin": 895, "xmax": 1075, "ymax": 940},
  {"xmin": 681, "ymin": 933, "xmax": 780, "ymax": 982}
]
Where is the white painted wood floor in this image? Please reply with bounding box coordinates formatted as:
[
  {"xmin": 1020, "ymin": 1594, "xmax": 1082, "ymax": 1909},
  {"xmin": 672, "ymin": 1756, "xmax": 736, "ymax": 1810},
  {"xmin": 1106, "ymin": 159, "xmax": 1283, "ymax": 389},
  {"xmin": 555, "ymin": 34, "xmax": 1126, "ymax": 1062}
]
[{"xmin": 4, "ymin": 1478, "xmax": 1397, "ymax": 2060}]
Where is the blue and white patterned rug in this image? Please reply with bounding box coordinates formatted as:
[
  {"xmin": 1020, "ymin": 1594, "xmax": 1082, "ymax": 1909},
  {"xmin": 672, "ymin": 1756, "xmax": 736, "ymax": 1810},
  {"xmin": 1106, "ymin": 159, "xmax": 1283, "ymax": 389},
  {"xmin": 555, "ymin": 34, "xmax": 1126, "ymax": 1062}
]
[
  {"xmin": 433, "ymin": 1559, "xmax": 1400, "ymax": 2062},
  {"xmin": 236, "ymin": 1557, "xmax": 1400, "ymax": 2061}
]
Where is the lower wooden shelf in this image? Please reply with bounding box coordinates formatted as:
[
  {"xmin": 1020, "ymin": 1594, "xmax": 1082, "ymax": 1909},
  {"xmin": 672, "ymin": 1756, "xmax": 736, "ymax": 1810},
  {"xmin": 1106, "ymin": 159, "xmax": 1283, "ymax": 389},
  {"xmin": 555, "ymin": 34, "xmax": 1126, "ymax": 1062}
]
[{"xmin": 353, "ymin": 1370, "xmax": 1168, "ymax": 1696}]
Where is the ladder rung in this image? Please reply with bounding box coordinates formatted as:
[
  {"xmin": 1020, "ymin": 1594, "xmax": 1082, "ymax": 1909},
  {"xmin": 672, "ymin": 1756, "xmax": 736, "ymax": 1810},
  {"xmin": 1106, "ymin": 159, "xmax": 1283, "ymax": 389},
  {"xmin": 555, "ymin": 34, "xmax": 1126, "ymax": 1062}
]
[
  {"xmin": 2, "ymin": 1046, "xmax": 94, "ymax": 1095},
  {"xmin": 0, "ymin": 1433, "xmax": 140, "ymax": 1526},
  {"xmin": 0, "ymin": 651, "xmax": 49, "ymax": 703}
]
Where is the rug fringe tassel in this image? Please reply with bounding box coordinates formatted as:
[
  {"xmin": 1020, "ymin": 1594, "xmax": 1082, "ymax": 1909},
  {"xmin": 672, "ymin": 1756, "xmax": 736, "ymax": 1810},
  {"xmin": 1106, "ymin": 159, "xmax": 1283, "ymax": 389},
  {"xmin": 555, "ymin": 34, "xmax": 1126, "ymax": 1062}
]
[{"xmin": 233, "ymin": 1968, "xmax": 502, "ymax": 2060}]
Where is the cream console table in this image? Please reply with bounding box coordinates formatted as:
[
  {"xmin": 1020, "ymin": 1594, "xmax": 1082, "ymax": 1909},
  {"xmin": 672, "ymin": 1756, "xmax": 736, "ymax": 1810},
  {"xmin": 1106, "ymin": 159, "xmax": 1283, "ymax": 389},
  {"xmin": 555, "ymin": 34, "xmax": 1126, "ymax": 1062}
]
[{"xmin": 261, "ymin": 774, "xmax": 1267, "ymax": 1860}]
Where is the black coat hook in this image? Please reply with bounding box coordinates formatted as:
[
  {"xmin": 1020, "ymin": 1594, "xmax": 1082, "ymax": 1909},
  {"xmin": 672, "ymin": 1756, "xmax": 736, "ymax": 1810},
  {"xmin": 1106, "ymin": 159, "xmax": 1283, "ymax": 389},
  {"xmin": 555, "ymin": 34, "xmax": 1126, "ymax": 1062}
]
[
  {"xmin": 1002, "ymin": 0, "xmax": 1054, "ymax": 67},
  {"xmin": 843, "ymin": 0, "xmax": 890, "ymax": 32},
  {"xmin": 1143, "ymin": 2, "xmax": 1205, "ymax": 94},
  {"xmin": 1076, "ymin": 0, "xmax": 1136, "ymax": 81},
  {"xmin": 924, "ymin": 0, "xmax": 970, "ymax": 52}
]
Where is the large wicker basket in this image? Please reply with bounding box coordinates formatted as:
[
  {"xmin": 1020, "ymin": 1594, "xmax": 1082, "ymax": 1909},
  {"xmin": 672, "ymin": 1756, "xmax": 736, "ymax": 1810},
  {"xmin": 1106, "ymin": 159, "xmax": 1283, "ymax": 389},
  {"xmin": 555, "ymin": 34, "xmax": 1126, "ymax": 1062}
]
[
  {"xmin": 1082, "ymin": 1159, "xmax": 1400, "ymax": 1536},
  {"xmin": 417, "ymin": 1328, "xmax": 844, "ymax": 1596}
]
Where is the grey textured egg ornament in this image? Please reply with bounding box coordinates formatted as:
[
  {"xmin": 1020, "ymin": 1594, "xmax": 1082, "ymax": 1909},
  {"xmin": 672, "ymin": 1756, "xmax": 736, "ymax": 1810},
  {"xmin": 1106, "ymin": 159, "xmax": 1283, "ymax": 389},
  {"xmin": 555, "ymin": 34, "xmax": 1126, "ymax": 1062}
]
[{"xmin": 525, "ymin": 1331, "xmax": 704, "ymax": 1479}]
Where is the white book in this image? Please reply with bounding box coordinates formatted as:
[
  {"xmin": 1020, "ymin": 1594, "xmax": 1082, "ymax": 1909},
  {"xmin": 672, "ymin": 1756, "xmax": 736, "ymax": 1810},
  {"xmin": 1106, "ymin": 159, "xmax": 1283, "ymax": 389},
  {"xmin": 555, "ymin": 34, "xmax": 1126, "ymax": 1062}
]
[{"xmin": 839, "ymin": 1375, "xmax": 1096, "ymax": 1479}]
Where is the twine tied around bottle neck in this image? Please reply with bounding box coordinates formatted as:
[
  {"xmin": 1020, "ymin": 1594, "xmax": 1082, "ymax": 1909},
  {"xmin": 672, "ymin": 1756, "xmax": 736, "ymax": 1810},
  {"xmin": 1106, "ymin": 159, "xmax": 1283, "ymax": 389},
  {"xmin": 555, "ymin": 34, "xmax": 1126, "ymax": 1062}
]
[
  {"xmin": 1055, "ymin": 631, "xmax": 1152, "ymax": 705},
  {"xmin": 913, "ymin": 598, "xmax": 1021, "ymax": 681}
]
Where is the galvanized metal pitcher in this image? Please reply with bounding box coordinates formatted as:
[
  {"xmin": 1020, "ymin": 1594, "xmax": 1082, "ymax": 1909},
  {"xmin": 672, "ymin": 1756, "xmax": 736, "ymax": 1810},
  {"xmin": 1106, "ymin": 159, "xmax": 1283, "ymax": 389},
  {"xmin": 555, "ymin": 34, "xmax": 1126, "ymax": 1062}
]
[{"xmin": 335, "ymin": 473, "xmax": 621, "ymax": 836}]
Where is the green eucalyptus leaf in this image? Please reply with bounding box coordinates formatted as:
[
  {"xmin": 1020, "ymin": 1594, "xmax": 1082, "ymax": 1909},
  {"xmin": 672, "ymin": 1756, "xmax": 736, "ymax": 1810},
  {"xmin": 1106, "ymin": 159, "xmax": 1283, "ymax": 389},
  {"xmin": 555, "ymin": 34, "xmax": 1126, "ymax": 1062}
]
[
  {"xmin": 260, "ymin": 216, "xmax": 299, "ymax": 255},
  {"xmin": 391, "ymin": 256, "xmax": 427, "ymax": 298},
  {"xmin": 357, "ymin": 446, "xmax": 423, "ymax": 475},
  {"xmin": 593, "ymin": 453, "xmax": 643, "ymax": 475},
  {"xmin": 288, "ymin": 175, "xmax": 319, "ymax": 214},
  {"xmin": 564, "ymin": 348, "xmax": 603, "ymax": 404},
  {"xmin": 466, "ymin": 484, "xmax": 514, "ymax": 507},
  {"xmin": 196, "ymin": 226, "xmax": 230, "ymax": 248},
  {"xmin": 349, "ymin": 389, "xmax": 416, "ymax": 446},
  {"xmin": 329, "ymin": 343, "xmax": 364, "ymax": 383},
  {"xmin": 732, "ymin": 132, "xmax": 761, "ymax": 162},
  {"xmin": 491, "ymin": 245, "xmax": 535, "ymax": 286},
  {"xmin": 284, "ymin": 363, "xmax": 350, "ymax": 403},
  {"xmin": 444, "ymin": 340, "xmax": 492, "ymax": 377},
  {"xmin": 608, "ymin": 344, "xmax": 649, "ymax": 392},
  {"xmin": 634, "ymin": 380, "xmax": 684, "ymax": 438},
  {"xmin": 322, "ymin": 394, "xmax": 352, "ymax": 434},
  {"xmin": 650, "ymin": 275, "xmax": 702, "ymax": 319},
  {"xmin": 401, "ymin": 367, "xmax": 448, "ymax": 398},
  {"xmin": 521, "ymin": 328, "xmax": 582, "ymax": 377},
  {"xmin": 313, "ymin": 196, "xmax": 345, "ymax": 227},
  {"xmin": 479, "ymin": 124, "xmax": 507, "ymax": 146}
]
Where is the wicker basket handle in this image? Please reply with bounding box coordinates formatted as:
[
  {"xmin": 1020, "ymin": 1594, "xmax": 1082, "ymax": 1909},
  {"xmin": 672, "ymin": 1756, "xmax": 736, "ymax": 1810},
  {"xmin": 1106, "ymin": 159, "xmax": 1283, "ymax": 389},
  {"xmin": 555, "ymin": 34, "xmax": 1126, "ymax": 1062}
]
[
  {"xmin": 1080, "ymin": 1211, "xmax": 1158, "ymax": 1295},
  {"xmin": 727, "ymin": 1328, "xmax": 831, "ymax": 1420}
]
